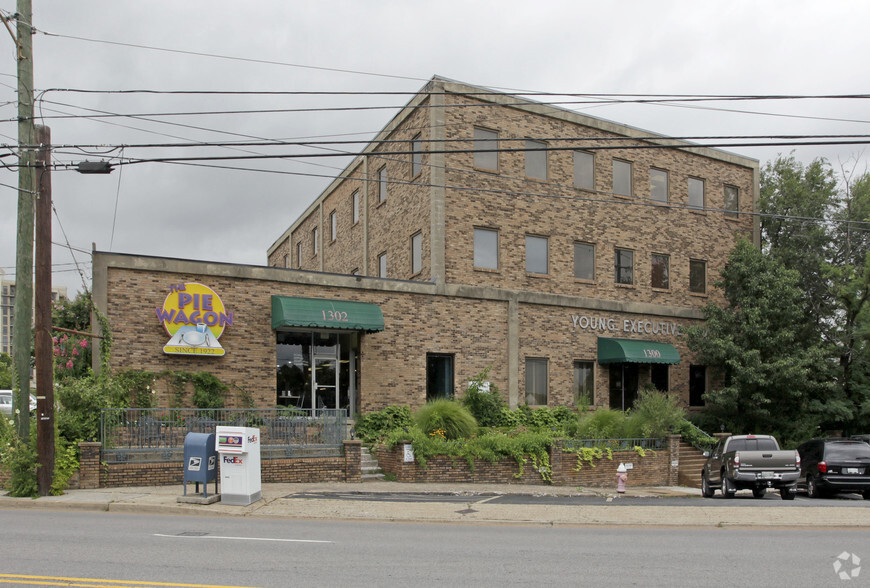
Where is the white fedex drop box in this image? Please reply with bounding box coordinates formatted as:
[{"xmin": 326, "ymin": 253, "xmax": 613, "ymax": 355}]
[{"xmin": 215, "ymin": 426, "xmax": 262, "ymax": 506}]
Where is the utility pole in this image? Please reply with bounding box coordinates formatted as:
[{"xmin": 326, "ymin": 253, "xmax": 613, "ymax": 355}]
[
  {"xmin": 12, "ymin": 0, "xmax": 34, "ymax": 439},
  {"xmin": 34, "ymin": 124, "xmax": 53, "ymax": 495}
]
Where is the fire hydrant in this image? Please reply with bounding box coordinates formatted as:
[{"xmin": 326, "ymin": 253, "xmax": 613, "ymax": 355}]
[{"xmin": 616, "ymin": 463, "xmax": 627, "ymax": 493}]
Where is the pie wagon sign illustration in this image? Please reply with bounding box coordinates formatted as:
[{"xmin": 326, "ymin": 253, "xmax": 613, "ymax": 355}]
[{"xmin": 155, "ymin": 282, "xmax": 234, "ymax": 356}]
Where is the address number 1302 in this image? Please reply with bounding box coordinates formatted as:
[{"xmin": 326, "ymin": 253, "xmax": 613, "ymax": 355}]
[{"xmin": 322, "ymin": 310, "xmax": 349, "ymax": 322}]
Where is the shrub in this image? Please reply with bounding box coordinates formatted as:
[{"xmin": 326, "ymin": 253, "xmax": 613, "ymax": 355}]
[
  {"xmin": 576, "ymin": 408, "xmax": 626, "ymax": 439},
  {"xmin": 415, "ymin": 399, "xmax": 477, "ymax": 440},
  {"xmin": 354, "ymin": 405, "xmax": 414, "ymax": 443},
  {"xmin": 56, "ymin": 372, "xmax": 126, "ymax": 443},
  {"xmin": 460, "ymin": 367, "xmax": 507, "ymax": 427},
  {"xmin": 627, "ymin": 386, "xmax": 686, "ymax": 438},
  {"xmin": 190, "ymin": 373, "xmax": 227, "ymax": 409}
]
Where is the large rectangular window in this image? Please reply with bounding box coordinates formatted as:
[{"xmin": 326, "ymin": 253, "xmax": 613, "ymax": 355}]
[
  {"xmin": 613, "ymin": 159, "xmax": 632, "ymax": 196},
  {"xmin": 474, "ymin": 228, "xmax": 499, "ymax": 270},
  {"xmin": 724, "ymin": 185, "xmax": 739, "ymax": 218},
  {"xmin": 411, "ymin": 134, "xmax": 423, "ymax": 177},
  {"xmin": 378, "ymin": 252, "xmax": 387, "ymax": 278},
  {"xmin": 573, "ymin": 361, "xmax": 594, "ymax": 406},
  {"xmin": 525, "ymin": 235, "xmax": 549, "ymax": 275},
  {"xmin": 474, "ymin": 127, "xmax": 499, "ymax": 171},
  {"xmin": 651, "ymin": 365, "xmax": 669, "ymax": 391},
  {"xmin": 378, "ymin": 166, "xmax": 387, "ymax": 203},
  {"xmin": 525, "ymin": 139, "xmax": 547, "ymax": 179},
  {"xmin": 688, "ymin": 177, "xmax": 705, "ymax": 209},
  {"xmin": 615, "ymin": 248, "xmax": 634, "ymax": 285},
  {"xmin": 650, "ymin": 168, "xmax": 668, "ymax": 203},
  {"xmin": 525, "ymin": 358, "xmax": 548, "ymax": 406},
  {"xmin": 426, "ymin": 353, "xmax": 454, "ymax": 401},
  {"xmin": 352, "ymin": 190, "xmax": 360, "ymax": 224},
  {"xmin": 689, "ymin": 259, "xmax": 706, "ymax": 293},
  {"xmin": 574, "ymin": 150, "xmax": 594, "ymax": 190},
  {"xmin": 574, "ymin": 242, "xmax": 595, "ymax": 281},
  {"xmin": 411, "ymin": 232, "xmax": 422, "ymax": 274},
  {"xmin": 651, "ymin": 253, "xmax": 670, "ymax": 289},
  {"xmin": 690, "ymin": 365, "xmax": 706, "ymax": 406}
]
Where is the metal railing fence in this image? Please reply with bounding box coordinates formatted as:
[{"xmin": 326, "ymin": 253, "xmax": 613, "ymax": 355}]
[
  {"xmin": 100, "ymin": 407, "xmax": 347, "ymax": 463},
  {"xmin": 561, "ymin": 437, "xmax": 666, "ymax": 452}
]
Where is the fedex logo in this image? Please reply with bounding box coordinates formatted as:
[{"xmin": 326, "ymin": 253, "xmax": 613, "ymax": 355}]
[
  {"xmin": 222, "ymin": 455, "xmax": 244, "ymax": 465},
  {"xmin": 247, "ymin": 434, "xmax": 258, "ymax": 443}
]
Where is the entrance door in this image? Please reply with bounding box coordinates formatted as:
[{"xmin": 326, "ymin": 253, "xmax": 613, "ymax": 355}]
[
  {"xmin": 609, "ymin": 363, "xmax": 639, "ymax": 411},
  {"xmin": 312, "ymin": 332, "xmax": 339, "ymax": 410}
]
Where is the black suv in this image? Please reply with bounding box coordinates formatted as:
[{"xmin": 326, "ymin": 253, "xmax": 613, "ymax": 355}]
[{"xmin": 797, "ymin": 439, "xmax": 870, "ymax": 499}]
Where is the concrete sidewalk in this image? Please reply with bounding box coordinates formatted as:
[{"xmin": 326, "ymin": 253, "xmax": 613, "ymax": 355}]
[{"xmin": 3, "ymin": 481, "xmax": 870, "ymax": 528}]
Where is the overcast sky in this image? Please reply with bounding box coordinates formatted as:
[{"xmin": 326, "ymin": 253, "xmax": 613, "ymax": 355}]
[{"xmin": 1, "ymin": 0, "xmax": 869, "ymax": 298}]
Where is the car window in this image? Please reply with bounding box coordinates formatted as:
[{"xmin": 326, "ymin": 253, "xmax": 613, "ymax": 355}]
[
  {"xmin": 826, "ymin": 443, "xmax": 870, "ymax": 460},
  {"xmin": 728, "ymin": 438, "xmax": 778, "ymax": 452}
]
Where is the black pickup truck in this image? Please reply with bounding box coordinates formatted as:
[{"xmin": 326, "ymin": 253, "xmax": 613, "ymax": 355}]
[{"xmin": 701, "ymin": 434, "xmax": 800, "ymax": 500}]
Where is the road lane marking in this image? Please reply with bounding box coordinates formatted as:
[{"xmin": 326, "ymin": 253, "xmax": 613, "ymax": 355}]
[
  {"xmin": 153, "ymin": 533, "xmax": 332, "ymax": 543},
  {"xmin": 0, "ymin": 574, "xmax": 260, "ymax": 588}
]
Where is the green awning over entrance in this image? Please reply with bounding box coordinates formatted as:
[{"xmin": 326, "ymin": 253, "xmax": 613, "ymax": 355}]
[
  {"xmin": 597, "ymin": 337, "xmax": 680, "ymax": 364},
  {"xmin": 271, "ymin": 295, "xmax": 385, "ymax": 332}
]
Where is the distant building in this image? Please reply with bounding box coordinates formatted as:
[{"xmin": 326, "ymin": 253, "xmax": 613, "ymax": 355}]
[
  {"xmin": 0, "ymin": 268, "xmax": 68, "ymax": 357},
  {"xmin": 93, "ymin": 77, "xmax": 758, "ymax": 417}
]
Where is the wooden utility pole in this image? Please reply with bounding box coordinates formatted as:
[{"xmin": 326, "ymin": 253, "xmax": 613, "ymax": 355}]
[
  {"xmin": 34, "ymin": 124, "xmax": 53, "ymax": 496},
  {"xmin": 12, "ymin": 0, "xmax": 34, "ymax": 439}
]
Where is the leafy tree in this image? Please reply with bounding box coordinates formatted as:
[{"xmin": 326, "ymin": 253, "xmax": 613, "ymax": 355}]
[
  {"xmin": 686, "ymin": 238, "xmax": 846, "ymax": 445},
  {"xmin": 0, "ymin": 352, "xmax": 12, "ymax": 389}
]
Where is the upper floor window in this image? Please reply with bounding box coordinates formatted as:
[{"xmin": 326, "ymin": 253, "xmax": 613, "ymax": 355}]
[
  {"xmin": 473, "ymin": 227, "xmax": 499, "ymax": 270},
  {"xmin": 352, "ymin": 190, "xmax": 360, "ymax": 224},
  {"xmin": 474, "ymin": 127, "xmax": 499, "ymax": 171},
  {"xmin": 329, "ymin": 210, "xmax": 337, "ymax": 241},
  {"xmin": 525, "ymin": 235, "xmax": 549, "ymax": 275},
  {"xmin": 283, "ymin": 254, "xmax": 289, "ymax": 268},
  {"xmin": 574, "ymin": 242, "xmax": 595, "ymax": 281},
  {"xmin": 574, "ymin": 151, "xmax": 594, "ymax": 191},
  {"xmin": 378, "ymin": 166, "xmax": 387, "ymax": 203},
  {"xmin": 296, "ymin": 242, "xmax": 302, "ymax": 267},
  {"xmin": 525, "ymin": 139, "xmax": 547, "ymax": 180},
  {"xmin": 724, "ymin": 185, "xmax": 739, "ymax": 218},
  {"xmin": 378, "ymin": 252, "xmax": 387, "ymax": 278},
  {"xmin": 615, "ymin": 248, "xmax": 634, "ymax": 285},
  {"xmin": 650, "ymin": 168, "xmax": 668, "ymax": 203},
  {"xmin": 312, "ymin": 227, "xmax": 319, "ymax": 255},
  {"xmin": 411, "ymin": 134, "xmax": 423, "ymax": 177},
  {"xmin": 411, "ymin": 232, "xmax": 423, "ymax": 275},
  {"xmin": 651, "ymin": 253, "xmax": 670, "ymax": 289},
  {"xmin": 690, "ymin": 259, "xmax": 707, "ymax": 293},
  {"xmin": 613, "ymin": 159, "xmax": 632, "ymax": 197},
  {"xmin": 688, "ymin": 177, "xmax": 705, "ymax": 209}
]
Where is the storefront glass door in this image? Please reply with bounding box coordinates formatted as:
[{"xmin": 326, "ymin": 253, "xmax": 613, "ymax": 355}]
[{"xmin": 277, "ymin": 330, "xmax": 358, "ymax": 416}]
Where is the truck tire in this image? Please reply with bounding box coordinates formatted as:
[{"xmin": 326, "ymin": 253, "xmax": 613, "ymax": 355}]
[
  {"xmin": 752, "ymin": 488, "xmax": 766, "ymax": 499},
  {"xmin": 807, "ymin": 475, "xmax": 822, "ymax": 499},
  {"xmin": 780, "ymin": 487, "xmax": 795, "ymax": 500},
  {"xmin": 701, "ymin": 472, "xmax": 714, "ymax": 498},
  {"xmin": 722, "ymin": 473, "xmax": 735, "ymax": 498}
]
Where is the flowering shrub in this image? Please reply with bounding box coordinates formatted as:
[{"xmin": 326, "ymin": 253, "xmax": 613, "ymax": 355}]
[{"xmin": 53, "ymin": 333, "xmax": 91, "ymax": 380}]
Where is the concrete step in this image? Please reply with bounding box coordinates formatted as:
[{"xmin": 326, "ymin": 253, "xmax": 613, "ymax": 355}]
[{"xmin": 360, "ymin": 446, "xmax": 385, "ymax": 481}]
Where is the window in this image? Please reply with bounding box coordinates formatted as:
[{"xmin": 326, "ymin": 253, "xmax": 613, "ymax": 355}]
[
  {"xmin": 689, "ymin": 259, "xmax": 706, "ymax": 293},
  {"xmin": 474, "ymin": 228, "xmax": 499, "ymax": 270},
  {"xmin": 474, "ymin": 127, "xmax": 498, "ymax": 171},
  {"xmin": 724, "ymin": 185, "xmax": 739, "ymax": 218},
  {"xmin": 378, "ymin": 252, "xmax": 387, "ymax": 278},
  {"xmin": 525, "ymin": 139, "xmax": 547, "ymax": 179},
  {"xmin": 689, "ymin": 365, "xmax": 706, "ymax": 406},
  {"xmin": 651, "ymin": 365, "xmax": 668, "ymax": 391},
  {"xmin": 411, "ymin": 134, "xmax": 423, "ymax": 177},
  {"xmin": 426, "ymin": 353, "xmax": 454, "ymax": 401},
  {"xmin": 377, "ymin": 167, "xmax": 387, "ymax": 203},
  {"xmin": 574, "ymin": 242, "xmax": 595, "ymax": 281},
  {"xmin": 651, "ymin": 253, "xmax": 670, "ymax": 289},
  {"xmin": 609, "ymin": 364, "xmax": 638, "ymax": 412},
  {"xmin": 352, "ymin": 190, "xmax": 360, "ymax": 224},
  {"xmin": 688, "ymin": 177, "xmax": 705, "ymax": 209},
  {"xmin": 613, "ymin": 159, "xmax": 632, "ymax": 196},
  {"xmin": 525, "ymin": 235, "xmax": 548, "ymax": 275},
  {"xmin": 573, "ymin": 361, "xmax": 594, "ymax": 406},
  {"xmin": 411, "ymin": 232, "xmax": 422, "ymax": 274},
  {"xmin": 296, "ymin": 242, "xmax": 302, "ymax": 267},
  {"xmin": 312, "ymin": 227, "xmax": 319, "ymax": 255},
  {"xmin": 614, "ymin": 248, "xmax": 634, "ymax": 285},
  {"xmin": 650, "ymin": 168, "xmax": 668, "ymax": 203},
  {"xmin": 525, "ymin": 358, "xmax": 548, "ymax": 405},
  {"xmin": 283, "ymin": 254, "xmax": 289, "ymax": 268},
  {"xmin": 574, "ymin": 150, "xmax": 594, "ymax": 190},
  {"xmin": 329, "ymin": 210, "xmax": 337, "ymax": 241}
]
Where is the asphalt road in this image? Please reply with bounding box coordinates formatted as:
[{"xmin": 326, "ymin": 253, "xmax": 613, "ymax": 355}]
[{"xmin": 1, "ymin": 510, "xmax": 867, "ymax": 587}]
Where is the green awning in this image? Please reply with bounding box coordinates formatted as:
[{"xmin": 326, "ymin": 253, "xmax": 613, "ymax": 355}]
[
  {"xmin": 597, "ymin": 337, "xmax": 680, "ymax": 364},
  {"xmin": 271, "ymin": 295, "xmax": 384, "ymax": 332}
]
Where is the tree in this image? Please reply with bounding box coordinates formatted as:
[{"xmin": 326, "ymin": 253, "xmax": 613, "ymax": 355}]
[
  {"xmin": 51, "ymin": 292, "xmax": 93, "ymax": 380},
  {"xmin": 686, "ymin": 239, "xmax": 846, "ymax": 445},
  {"xmin": 0, "ymin": 352, "xmax": 12, "ymax": 389}
]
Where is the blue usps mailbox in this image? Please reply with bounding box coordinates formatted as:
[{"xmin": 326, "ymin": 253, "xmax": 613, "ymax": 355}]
[{"xmin": 183, "ymin": 432, "xmax": 218, "ymax": 498}]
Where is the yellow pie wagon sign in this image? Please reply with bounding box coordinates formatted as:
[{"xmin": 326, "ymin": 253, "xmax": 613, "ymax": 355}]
[{"xmin": 155, "ymin": 282, "xmax": 233, "ymax": 356}]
